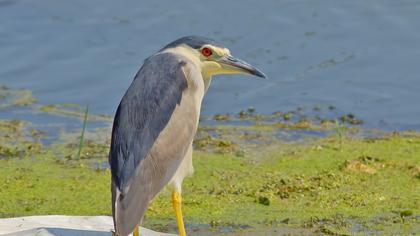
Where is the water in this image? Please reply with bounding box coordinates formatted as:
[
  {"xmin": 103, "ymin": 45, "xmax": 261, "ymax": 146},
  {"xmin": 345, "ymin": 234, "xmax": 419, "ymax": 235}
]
[{"xmin": 1, "ymin": 0, "xmax": 420, "ymax": 130}]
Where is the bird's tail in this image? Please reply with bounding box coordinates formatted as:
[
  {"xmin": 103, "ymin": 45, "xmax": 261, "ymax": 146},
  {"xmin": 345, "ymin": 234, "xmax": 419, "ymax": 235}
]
[{"xmin": 112, "ymin": 181, "xmax": 149, "ymax": 236}]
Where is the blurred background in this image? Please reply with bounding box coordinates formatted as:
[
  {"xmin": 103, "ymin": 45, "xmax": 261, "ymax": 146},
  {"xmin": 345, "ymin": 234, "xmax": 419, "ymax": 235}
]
[{"xmin": 1, "ymin": 0, "xmax": 419, "ymax": 130}]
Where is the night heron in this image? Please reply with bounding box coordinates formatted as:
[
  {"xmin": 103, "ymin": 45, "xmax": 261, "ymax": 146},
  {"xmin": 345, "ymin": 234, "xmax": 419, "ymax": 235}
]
[{"xmin": 109, "ymin": 36, "xmax": 266, "ymax": 236}]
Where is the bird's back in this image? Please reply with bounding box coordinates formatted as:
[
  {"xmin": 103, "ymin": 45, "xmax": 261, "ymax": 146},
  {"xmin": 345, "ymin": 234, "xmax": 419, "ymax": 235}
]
[{"xmin": 109, "ymin": 52, "xmax": 204, "ymax": 236}]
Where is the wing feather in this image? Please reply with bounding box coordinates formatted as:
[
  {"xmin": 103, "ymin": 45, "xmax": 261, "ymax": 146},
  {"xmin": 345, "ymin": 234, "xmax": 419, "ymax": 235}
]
[{"xmin": 109, "ymin": 53, "xmax": 188, "ymax": 191}]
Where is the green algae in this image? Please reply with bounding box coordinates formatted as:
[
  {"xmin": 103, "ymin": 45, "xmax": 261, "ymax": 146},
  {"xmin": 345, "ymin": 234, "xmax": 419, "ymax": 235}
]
[
  {"xmin": 0, "ymin": 120, "xmax": 43, "ymax": 160},
  {"xmin": 0, "ymin": 86, "xmax": 36, "ymax": 108},
  {"xmin": 0, "ymin": 85, "xmax": 111, "ymax": 126},
  {"xmin": 0, "ymin": 120, "xmax": 419, "ymax": 235},
  {"xmin": 202, "ymin": 106, "xmax": 366, "ymax": 138},
  {"xmin": 0, "ymin": 86, "xmax": 418, "ymax": 234},
  {"xmin": 38, "ymin": 104, "xmax": 112, "ymax": 122}
]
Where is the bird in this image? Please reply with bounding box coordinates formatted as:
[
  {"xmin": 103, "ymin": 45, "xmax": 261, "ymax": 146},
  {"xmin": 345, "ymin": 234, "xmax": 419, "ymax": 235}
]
[{"xmin": 109, "ymin": 36, "xmax": 266, "ymax": 236}]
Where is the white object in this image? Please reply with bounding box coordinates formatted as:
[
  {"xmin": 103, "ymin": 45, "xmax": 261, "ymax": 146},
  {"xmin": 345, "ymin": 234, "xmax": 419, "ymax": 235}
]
[{"xmin": 0, "ymin": 215, "xmax": 175, "ymax": 236}]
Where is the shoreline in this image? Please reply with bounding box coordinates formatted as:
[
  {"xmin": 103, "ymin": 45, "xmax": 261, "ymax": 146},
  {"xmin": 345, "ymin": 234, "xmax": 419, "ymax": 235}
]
[{"xmin": 0, "ymin": 86, "xmax": 419, "ymax": 235}]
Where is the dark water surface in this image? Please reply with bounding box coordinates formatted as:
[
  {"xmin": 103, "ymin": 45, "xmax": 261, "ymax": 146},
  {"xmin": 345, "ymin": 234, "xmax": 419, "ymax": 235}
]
[{"xmin": 1, "ymin": 0, "xmax": 420, "ymax": 130}]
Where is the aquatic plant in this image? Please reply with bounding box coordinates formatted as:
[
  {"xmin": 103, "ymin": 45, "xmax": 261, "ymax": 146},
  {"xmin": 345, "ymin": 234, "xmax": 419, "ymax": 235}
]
[{"xmin": 76, "ymin": 105, "xmax": 89, "ymax": 160}]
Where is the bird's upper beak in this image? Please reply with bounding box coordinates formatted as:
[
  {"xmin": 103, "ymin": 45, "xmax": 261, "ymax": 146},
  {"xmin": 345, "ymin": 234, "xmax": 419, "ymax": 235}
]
[{"xmin": 217, "ymin": 55, "xmax": 266, "ymax": 78}]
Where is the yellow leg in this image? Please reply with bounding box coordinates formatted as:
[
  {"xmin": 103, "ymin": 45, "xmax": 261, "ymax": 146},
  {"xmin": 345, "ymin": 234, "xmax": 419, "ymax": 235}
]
[
  {"xmin": 172, "ymin": 191, "xmax": 187, "ymax": 236},
  {"xmin": 133, "ymin": 226, "xmax": 139, "ymax": 236}
]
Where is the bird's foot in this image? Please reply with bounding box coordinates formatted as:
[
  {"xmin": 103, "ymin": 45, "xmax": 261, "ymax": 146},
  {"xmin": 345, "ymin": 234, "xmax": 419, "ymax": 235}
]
[
  {"xmin": 133, "ymin": 226, "xmax": 139, "ymax": 236},
  {"xmin": 172, "ymin": 191, "xmax": 187, "ymax": 236}
]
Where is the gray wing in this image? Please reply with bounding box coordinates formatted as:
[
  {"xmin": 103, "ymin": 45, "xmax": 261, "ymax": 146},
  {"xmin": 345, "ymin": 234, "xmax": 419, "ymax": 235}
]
[{"xmin": 109, "ymin": 52, "xmax": 188, "ymax": 192}]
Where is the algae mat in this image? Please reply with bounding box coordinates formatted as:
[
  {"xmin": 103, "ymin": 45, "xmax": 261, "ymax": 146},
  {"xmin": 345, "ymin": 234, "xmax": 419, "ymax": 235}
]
[{"xmin": 0, "ymin": 117, "xmax": 419, "ymax": 235}]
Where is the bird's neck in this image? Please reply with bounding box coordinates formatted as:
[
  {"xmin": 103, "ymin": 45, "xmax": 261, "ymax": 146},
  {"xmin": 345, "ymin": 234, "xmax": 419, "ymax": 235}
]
[
  {"xmin": 161, "ymin": 46, "xmax": 212, "ymax": 93},
  {"xmin": 202, "ymin": 75, "xmax": 212, "ymax": 93}
]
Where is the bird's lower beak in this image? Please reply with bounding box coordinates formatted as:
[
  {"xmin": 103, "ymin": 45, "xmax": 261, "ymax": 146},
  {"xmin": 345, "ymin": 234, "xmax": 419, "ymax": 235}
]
[{"xmin": 217, "ymin": 55, "xmax": 266, "ymax": 78}]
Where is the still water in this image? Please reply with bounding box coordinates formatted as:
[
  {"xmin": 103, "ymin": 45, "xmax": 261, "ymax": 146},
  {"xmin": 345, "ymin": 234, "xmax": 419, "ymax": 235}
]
[{"xmin": 1, "ymin": 0, "xmax": 419, "ymax": 130}]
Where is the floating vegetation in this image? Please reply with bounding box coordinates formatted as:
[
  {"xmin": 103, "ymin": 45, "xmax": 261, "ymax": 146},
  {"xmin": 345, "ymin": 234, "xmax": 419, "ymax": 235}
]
[
  {"xmin": 205, "ymin": 105, "xmax": 365, "ymax": 132},
  {"xmin": 0, "ymin": 120, "xmax": 43, "ymax": 160},
  {"xmin": 339, "ymin": 113, "xmax": 364, "ymax": 125},
  {"xmin": 0, "ymin": 85, "xmax": 36, "ymax": 108},
  {"xmin": 37, "ymin": 104, "xmax": 112, "ymax": 122},
  {"xmin": 213, "ymin": 113, "xmax": 231, "ymax": 121}
]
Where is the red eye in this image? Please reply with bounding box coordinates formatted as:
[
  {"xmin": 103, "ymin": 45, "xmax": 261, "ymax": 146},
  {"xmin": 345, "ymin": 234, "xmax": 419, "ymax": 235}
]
[{"xmin": 201, "ymin": 47, "xmax": 212, "ymax": 57}]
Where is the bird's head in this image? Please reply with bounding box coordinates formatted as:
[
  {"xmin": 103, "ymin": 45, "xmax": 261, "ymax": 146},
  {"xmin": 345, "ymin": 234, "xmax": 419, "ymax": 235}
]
[{"xmin": 161, "ymin": 36, "xmax": 266, "ymax": 79}]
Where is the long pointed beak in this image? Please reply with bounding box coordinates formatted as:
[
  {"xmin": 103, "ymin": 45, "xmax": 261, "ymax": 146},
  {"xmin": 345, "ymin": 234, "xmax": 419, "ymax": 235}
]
[{"xmin": 218, "ymin": 55, "xmax": 267, "ymax": 78}]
